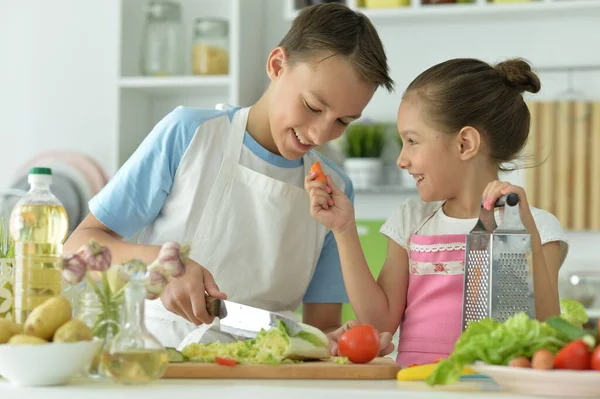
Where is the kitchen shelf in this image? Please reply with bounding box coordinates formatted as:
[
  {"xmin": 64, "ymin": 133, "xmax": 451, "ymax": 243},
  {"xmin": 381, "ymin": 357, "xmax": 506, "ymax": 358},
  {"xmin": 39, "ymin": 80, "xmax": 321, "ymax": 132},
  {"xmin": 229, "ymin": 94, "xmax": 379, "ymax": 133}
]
[
  {"xmin": 119, "ymin": 76, "xmax": 231, "ymax": 95},
  {"xmin": 284, "ymin": 0, "xmax": 600, "ymax": 21},
  {"xmin": 115, "ymin": 0, "xmax": 266, "ymax": 170}
]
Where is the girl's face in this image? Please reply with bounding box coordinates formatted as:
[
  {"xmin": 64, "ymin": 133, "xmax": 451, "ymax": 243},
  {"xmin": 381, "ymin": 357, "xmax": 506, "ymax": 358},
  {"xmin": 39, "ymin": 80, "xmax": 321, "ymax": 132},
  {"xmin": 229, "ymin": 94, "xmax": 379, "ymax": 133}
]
[
  {"xmin": 267, "ymin": 51, "xmax": 376, "ymax": 160},
  {"xmin": 396, "ymin": 97, "xmax": 466, "ymax": 202}
]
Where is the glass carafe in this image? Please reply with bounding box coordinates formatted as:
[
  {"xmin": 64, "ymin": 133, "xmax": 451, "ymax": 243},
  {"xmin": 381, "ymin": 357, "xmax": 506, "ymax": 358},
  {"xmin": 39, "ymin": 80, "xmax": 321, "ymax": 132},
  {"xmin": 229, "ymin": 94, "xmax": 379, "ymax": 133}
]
[{"xmin": 101, "ymin": 270, "xmax": 168, "ymax": 384}]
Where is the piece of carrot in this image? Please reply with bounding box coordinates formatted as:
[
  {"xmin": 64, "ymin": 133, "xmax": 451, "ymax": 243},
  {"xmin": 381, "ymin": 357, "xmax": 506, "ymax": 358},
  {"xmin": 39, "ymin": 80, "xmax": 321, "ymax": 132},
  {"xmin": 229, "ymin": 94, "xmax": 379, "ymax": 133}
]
[{"xmin": 310, "ymin": 161, "xmax": 327, "ymax": 184}]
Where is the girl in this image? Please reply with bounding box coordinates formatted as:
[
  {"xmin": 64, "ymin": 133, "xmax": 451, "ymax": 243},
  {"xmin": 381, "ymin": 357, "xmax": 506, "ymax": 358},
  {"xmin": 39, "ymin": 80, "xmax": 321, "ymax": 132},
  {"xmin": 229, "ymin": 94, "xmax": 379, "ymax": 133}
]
[
  {"xmin": 65, "ymin": 3, "xmax": 394, "ymax": 348},
  {"xmin": 306, "ymin": 58, "xmax": 569, "ymax": 365}
]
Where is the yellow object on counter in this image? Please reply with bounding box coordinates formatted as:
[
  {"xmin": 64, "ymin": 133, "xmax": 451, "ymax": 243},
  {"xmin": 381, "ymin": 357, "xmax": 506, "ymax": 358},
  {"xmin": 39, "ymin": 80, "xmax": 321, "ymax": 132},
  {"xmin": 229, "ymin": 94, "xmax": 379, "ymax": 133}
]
[
  {"xmin": 363, "ymin": 0, "xmax": 410, "ymax": 8},
  {"xmin": 396, "ymin": 363, "xmax": 476, "ymax": 381}
]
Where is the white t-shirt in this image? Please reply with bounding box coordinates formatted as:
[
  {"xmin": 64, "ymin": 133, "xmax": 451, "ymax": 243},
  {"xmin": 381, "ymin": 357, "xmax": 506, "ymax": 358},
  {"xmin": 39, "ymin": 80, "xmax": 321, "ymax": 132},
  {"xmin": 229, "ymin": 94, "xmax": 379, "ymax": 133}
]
[{"xmin": 380, "ymin": 198, "xmax": 570, "ymax": 267}]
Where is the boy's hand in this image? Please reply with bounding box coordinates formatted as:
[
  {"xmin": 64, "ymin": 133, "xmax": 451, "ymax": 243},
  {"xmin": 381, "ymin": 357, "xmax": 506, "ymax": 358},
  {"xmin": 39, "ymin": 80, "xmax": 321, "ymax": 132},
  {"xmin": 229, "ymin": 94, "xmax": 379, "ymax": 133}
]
[
  {"xmin": 305, "ymin": 173, "xmax": 355, "ymax": 234},
  {"xmin": 160, "ymin": 261, "xmax": 227, "ymax": 325}
]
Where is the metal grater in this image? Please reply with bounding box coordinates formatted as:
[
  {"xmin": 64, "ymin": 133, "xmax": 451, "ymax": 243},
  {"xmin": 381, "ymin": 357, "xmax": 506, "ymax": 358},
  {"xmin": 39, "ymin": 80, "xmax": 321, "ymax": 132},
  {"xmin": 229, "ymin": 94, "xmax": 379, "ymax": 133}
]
[{"xmin": 461, "ymin": 193, "xmax": 535, "ymax": 331}]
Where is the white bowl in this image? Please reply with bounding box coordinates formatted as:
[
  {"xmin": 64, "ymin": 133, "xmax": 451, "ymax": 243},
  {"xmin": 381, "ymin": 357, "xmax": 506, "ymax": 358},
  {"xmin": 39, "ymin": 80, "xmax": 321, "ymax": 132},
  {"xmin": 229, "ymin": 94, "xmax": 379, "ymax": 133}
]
[{"xmin": 0, "ymin": 340, "xmax": 101, "ymax": 386}]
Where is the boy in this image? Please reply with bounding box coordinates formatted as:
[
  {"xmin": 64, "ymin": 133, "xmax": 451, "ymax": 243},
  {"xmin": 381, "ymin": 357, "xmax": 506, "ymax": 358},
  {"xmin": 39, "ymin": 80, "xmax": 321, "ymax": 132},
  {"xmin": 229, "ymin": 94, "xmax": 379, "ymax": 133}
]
[{"xmin": 65, "ymin": 3, "xmax": 394, "ymax": 347}]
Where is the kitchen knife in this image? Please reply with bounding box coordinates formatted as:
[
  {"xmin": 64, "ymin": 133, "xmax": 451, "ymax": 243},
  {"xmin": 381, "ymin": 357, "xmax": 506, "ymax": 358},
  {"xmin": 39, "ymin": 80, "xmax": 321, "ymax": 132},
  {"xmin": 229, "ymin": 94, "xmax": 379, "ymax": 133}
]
[
  {"xmin": 205, "ymin": 295, "xmax": 303, "ymax": 339},
  {"xmin": 176, "ymin": 295, "xmax": 303, "ymax": 351}
]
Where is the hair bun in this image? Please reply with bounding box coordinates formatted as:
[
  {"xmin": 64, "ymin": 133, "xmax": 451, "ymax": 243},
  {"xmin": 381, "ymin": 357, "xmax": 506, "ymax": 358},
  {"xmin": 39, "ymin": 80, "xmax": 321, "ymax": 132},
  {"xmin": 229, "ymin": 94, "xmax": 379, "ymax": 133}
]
[{"xmin": 494, "ymin": 58, "xmax": 541, "ymax": 94}]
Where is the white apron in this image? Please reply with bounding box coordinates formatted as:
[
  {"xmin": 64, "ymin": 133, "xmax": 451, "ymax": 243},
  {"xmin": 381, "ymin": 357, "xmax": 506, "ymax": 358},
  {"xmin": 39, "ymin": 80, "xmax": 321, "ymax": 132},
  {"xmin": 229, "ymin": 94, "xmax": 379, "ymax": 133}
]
[{"xmin": 141, "ymin": 107, "xmax": 329, "ymax": 348}]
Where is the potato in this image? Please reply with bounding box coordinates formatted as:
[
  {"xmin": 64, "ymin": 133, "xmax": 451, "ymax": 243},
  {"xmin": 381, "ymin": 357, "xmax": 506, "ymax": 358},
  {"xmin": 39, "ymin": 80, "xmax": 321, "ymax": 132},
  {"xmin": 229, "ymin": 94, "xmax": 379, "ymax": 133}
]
[
  {"xmin": 0, "ymin": 318, "xmax": 21, "ymax": 344},
  {"xmin": 53, "ymin": 319, "xmax": 93, "ymax": 343},
  {"xmin": 23, "ymin": 296, "xmax": 72, "ymax": 340},
  {"xmin": 9, "ymin": 334, "xmax": 48, "ymax": 345},
  {"xmin": 531, "ymin": 348, "xmax": 554, "ymax": 370}
]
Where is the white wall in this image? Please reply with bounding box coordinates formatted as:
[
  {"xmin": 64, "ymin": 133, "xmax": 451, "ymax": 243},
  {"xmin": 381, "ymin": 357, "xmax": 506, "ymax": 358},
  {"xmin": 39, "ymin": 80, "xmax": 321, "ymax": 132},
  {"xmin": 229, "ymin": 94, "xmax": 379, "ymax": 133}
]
[{"xmin": 0, "ymin": 0, "xmax": 120, "ymax": 189}]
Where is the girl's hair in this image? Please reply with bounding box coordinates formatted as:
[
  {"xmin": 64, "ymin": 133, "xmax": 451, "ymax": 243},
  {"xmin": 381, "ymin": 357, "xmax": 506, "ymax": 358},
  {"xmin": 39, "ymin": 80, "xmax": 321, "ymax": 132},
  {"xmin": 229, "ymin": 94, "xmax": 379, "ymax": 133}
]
[
  {"xmin": 278, "ymin": 3, "xmax": 394, "ymax": 92},
  {"xmin": 405, "ymin": 58, "xmax": 541, "ymax": 170}
]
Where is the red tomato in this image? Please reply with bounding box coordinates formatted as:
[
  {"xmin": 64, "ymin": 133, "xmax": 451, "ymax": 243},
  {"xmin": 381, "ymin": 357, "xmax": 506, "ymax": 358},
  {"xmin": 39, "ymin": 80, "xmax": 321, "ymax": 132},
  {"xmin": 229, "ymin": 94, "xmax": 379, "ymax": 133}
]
[
  {"xmin": 554, "ymin": 340, "xmax": 591, "ymax": 370},
  {"xmin": 591, "ymin": 346, "xmax": 600, "ymax": 371},
  {"xmin": 338, "ymin": 324, "xmax": 380, "ymax": 364},
  {"xmin": 215, "ymin": 357, "xmax": 237, "ymax": 367}
]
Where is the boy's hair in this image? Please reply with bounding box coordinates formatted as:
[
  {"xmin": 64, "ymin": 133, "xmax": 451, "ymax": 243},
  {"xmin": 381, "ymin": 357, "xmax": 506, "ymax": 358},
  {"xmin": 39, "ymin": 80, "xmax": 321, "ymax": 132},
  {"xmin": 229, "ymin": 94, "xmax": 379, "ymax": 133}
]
[
  {"xmin": 404, "ymin": 58, "xmax": 541, "ymax": 171},
  {"xmin": 278, "ymin": 3, "xmax": 394, "ymax": 92}
]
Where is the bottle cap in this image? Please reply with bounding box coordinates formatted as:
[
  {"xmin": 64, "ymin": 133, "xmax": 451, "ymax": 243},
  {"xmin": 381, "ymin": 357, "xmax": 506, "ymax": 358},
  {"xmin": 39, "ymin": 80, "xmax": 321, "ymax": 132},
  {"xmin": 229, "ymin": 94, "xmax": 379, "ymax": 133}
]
[
  {"xmin": 29, "ymin": 167, "xmax": 52, "ymax": 175},
  {"xmin": 28, "ymin": 167, "xmax": 53, "ymax": 185}
]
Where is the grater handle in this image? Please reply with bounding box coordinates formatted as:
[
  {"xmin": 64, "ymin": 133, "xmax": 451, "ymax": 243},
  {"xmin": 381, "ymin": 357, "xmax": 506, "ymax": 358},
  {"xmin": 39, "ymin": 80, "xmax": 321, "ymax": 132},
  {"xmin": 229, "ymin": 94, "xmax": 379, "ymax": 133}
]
[
  {"xmin": 495, "ymin": 193, "xmax": 527, "ymax": 233},
  {"xmin": 492, "ymin": 193, "xmax": 519, "ymax": 208},
  {"xmin": 471, "ymin": 194, "xmax": 521, "ymax": 233}
]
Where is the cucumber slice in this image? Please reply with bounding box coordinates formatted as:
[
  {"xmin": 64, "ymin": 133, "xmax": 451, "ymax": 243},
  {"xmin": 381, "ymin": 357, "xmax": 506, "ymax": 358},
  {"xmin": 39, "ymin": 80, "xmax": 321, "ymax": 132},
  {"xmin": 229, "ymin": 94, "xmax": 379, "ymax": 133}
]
[{"xmin": 166, "ymin": 347, "xmax": 186, "ymax": 363}]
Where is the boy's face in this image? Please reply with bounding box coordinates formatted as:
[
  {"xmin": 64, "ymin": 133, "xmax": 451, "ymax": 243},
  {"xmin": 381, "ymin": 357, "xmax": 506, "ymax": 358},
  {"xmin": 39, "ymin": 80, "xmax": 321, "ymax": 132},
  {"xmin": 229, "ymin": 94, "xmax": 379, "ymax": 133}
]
[{"xmin": 267, "ymin": 50, "xmax": 376, "ymax": 160}]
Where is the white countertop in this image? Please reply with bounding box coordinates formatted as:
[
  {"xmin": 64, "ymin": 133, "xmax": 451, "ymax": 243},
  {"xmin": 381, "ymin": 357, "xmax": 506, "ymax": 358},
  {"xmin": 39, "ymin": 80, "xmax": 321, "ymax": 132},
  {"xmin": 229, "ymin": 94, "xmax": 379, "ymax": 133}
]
[{"xmin": 0, "ymin": 377, "xmax": 553, "ymax": 399}]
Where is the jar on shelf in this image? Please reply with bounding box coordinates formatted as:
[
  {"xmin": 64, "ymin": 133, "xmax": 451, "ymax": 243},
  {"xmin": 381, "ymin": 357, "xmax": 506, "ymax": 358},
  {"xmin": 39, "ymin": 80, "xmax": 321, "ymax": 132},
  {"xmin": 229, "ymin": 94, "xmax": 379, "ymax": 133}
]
[
  {"xmin": 140, "ymin": 1, "xmax": 184, "ymax": 76},
  {"xmin": 192, "ymin": 18, "xmax": 229, "ymax": 76}
]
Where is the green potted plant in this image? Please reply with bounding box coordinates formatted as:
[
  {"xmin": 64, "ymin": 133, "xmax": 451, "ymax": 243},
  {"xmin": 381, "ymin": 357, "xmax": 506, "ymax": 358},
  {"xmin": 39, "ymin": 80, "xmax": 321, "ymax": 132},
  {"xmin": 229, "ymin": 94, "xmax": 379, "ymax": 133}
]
[{"xmin": 342, "ymin": 120, "xmax": 387, "ymax": 189}]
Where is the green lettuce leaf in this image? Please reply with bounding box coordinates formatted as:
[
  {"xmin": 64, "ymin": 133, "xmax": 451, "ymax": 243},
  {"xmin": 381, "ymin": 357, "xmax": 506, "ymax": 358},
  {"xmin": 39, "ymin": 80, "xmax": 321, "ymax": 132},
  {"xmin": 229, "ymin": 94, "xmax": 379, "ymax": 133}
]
[
  {"xmin": 559, "ymin": 298, "xmax": 588, "ymax": 328},
  {"xmin": 426, "ymin": 312, "xmax": 567, "ymax": 386}
]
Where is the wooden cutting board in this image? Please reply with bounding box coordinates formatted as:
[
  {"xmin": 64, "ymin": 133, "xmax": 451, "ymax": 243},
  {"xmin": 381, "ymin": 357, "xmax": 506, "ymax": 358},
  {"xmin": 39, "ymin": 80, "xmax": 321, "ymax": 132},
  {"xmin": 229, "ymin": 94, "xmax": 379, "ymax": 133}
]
[{"xmin": 163, "ymin": 357, "xmax": 400, "ymax": 380}]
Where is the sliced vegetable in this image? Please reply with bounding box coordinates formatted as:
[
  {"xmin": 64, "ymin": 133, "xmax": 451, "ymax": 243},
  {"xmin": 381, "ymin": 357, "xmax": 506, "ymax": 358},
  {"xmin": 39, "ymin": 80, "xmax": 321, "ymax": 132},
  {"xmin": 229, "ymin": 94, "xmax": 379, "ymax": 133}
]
[
  {"xmin": 166, "ymin": 347, "xmax": 186, "ymax": 363},
  {"xmin": 215, "ymin": 357, "xmax": 237, "ymax": 367},
  {"xmin": 182, "ymin": 321, "xmax": 330, "ymax": 365},
  {"xmin": 553, "ymin": 339, "xmax": 591, "ymax": 370},
  {"xmin": 332, "ymin": 356, "xmax": 350, "ymax": 365},
  {"xmin": 310, "ymin": 162, "xmax": 327, "ymax": 184}
]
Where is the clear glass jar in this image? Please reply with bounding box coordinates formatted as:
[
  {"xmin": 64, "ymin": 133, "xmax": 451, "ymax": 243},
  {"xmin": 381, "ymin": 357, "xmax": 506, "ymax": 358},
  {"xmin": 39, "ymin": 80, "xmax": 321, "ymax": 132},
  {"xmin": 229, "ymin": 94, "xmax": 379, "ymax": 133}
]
[
  {"xmin": 76, "ymin": 283, "xmax": 123, "ymax": 379},
  {"xmin": 140, "ymin": 1, "xmax": 184, "ymax": 76},
  {"xmin": 101, "ymin": 270, "xmax": 168, "ymax": 384},
  {"xmin": 192, "ymin": 18, "xmax": 229, "ymax": 75}
]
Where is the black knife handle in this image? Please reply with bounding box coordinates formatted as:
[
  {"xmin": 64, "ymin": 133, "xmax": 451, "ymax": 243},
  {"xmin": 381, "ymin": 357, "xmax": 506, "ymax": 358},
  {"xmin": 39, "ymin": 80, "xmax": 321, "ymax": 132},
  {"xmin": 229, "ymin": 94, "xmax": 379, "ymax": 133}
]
[{"xmin": 205, "ymin": 295, "xmax": 222, "ymax": 317}]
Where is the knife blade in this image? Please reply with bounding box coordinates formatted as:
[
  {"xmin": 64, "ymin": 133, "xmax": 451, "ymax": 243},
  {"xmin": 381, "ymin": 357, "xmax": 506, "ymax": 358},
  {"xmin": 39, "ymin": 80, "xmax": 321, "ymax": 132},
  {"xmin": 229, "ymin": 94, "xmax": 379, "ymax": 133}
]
[
  {"xmin": 176, "ymin": 296, "xmax": 304, "ymax": 351},
  {"xmin": 206, "ymin": 295, "xmax": 303, "ymax": 339}
]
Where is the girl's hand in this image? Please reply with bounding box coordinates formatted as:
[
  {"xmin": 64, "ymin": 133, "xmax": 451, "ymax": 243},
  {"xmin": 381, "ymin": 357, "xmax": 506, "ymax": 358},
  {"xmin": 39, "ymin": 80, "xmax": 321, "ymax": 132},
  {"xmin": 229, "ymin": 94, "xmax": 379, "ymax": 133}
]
[
  {"xmin": 305, "ymin": 172, "xmax": 355, "ymax": 234},
  {"xmin": 482, "ymin": 181, "xmax": 539, "ymax": 238},
  {"xmin": 326, "ymin": 319, "xmax": 394, "ymax": 357}
]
